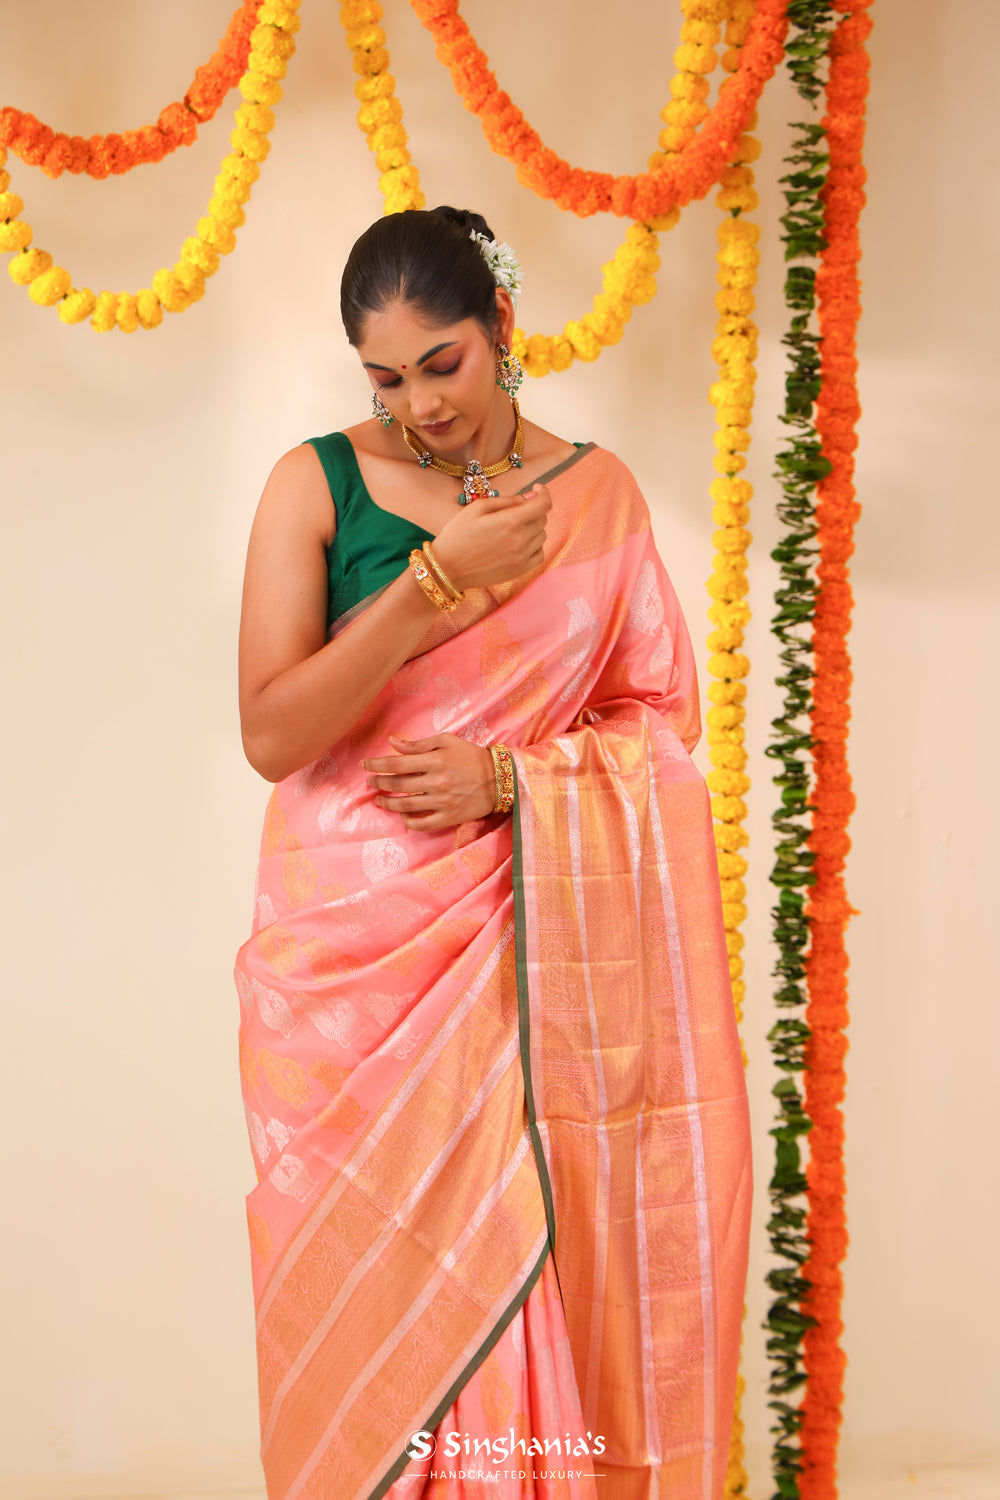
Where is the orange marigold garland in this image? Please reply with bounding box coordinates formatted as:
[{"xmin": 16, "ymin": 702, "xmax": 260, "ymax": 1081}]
[
  {"xmin": 799, "ymin": 1, "xmax": 871, "ymax": 1495},
  {"xmin": 0, "ymin": 1, "xmax": 261, "ymax": 179},
  {"xmin": 408, "ymin": 0, "xmax": 787, "ymax": 219},
  {"xmin": 0, "ymin": 0, "xmax": 299, "ymax": 330},
  {"xmin": 511, "ymin": 0, "xmax": 738, "ymax": 375},
  {"xmin": 348, "ymin": 0, "xmax": 749, "ymax": 375}
]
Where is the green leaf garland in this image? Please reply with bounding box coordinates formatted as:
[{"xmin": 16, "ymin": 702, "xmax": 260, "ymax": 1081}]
[{"xmin": 764, "ymin": 4, "xmax": 835, "ymax": 1498}]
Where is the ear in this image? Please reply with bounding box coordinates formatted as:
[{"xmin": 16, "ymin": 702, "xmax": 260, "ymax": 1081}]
[{"xmin": 494, "ymin": 287, "xmax": 515, "ymax": 348}]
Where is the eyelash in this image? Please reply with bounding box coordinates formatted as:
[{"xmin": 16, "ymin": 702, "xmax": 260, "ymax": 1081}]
[{"xmin": 376, "ymin": 360, "xmax": 461, "ymax": 391}]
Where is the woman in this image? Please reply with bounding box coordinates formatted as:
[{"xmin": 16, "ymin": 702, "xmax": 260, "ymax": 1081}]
[{"xmin": 236, "ymin": 207, "xmax": 752, "ymax": 1500}]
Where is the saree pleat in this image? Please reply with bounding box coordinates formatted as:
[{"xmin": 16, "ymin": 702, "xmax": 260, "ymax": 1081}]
[{"xmin": 235, "ymin": 445, "xmax": 752, "ymax": 1500}]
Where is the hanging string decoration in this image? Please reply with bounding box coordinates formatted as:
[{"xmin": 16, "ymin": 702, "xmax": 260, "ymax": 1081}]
[
  {"xmin": 408, "ymin": 0, "xmax": 787, "ymax": 219},
  {"xmin": 345, "ymin": 1, "xmax": 786, "ymax": 376},
  {"xmin": 341, "ymin": 1, "xmax": 425, "ymax": 213},
  {"xmin": 0, "ymin": 1, "xmax": 260, "ymax": 179},
  {"xmin": 764, "ymin": 2, "xmax": 836, "ymax": 1497},
  {"xmin": 798, "ymin": 2, "xmax": 871, "ymax": 1494},
  {"xmin": 0, "ymin": 0, "xmax": 300, "ymax": 330},
  {"xmin": 700, "ymin": 5, "xmax": 762, "ymax": 1491}
]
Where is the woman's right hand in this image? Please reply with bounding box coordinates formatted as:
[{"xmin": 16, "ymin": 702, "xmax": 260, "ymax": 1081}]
[{"xmin": 431, "ymin": 483, "xmax": 552, "ymax": 593}]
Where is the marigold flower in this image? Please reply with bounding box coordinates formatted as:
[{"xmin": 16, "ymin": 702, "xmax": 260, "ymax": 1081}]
[
  {"xmin": 239, "ymin": 73, "xmax": 283, "ymax": 106},
  {"xmin": 90, "ymin": 291, "xmax": 119, "ymax": 332},
  {"xmin": 58, "ymin": 287, "xmax": 95, "ymax": 323},
  {"xmin": 8, "ymin": 246, "xmax": 50, "ymax": 284},
  {"xmin": 198, "ymin": 215, "xmax": 238, "ymax": 255},
  {"xmin": 136, "ymin": 288, "xmax": 164, "ymax": 329},
  {"xmin": 181, "ymin": 236, "xmax": 221, "ymax": 276},
  {"xmin": 0, "ymin": 219, "xmax": 32, "ymax": 252},
  {"xmin": 28, "ymin": 264, "xmax": 70, "ymax": 304},
  {"xmin": 115, "ymin": 293, "xmax": 140, "ymax": 332},
  {"xmin": 712, "ymin": 792, "xmax": 748, "ymax": 823},
  {"xmin": 152, "ymin": 269, "xmax": 192, "ymax": 312},
  {"xmin": 208, "ymin": 193, "xmax": 247, "ymax": 229}
]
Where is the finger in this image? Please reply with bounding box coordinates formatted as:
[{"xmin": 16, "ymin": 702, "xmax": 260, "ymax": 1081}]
[
  {"xmin": 400, "ymin": 810, "xmax": 446, "ymax": 830},
  {"xmin": 363, "ymin": 745, "xmax": 439, "ymax": 772},
  {"xmin": 368, "ymin": 773, "xmax": 430, "ymax": 793},
  {"xmin": 365, "ymin": 756, "xmax": 438, "ymax": 780},
  {"xmin": 476, "ymin": 492, "xmax": 525, "ymax": 512},
  {"xmin": 388, "ymin": 734, "xmax": 447, "ymax": 754},
  {"xmin": 377, "ymin": 794, "xmax": 439, "ymax": 813}
]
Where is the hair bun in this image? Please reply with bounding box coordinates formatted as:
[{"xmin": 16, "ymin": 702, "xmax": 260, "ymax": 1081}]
[{"xmin": 431, "ymin": 204, "xmax": 496, "ymax": 243}]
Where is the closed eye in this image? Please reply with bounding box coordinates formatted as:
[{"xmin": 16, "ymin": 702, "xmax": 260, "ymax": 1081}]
[{"xmin": 376, "ymin": 360, "xmax": 461, "ymax": 391}]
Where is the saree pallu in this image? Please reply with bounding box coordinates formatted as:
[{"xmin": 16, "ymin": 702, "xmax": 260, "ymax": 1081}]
[{"xmin": 235, "ymin": 445, "xmax": 753, "ymax": 1500}]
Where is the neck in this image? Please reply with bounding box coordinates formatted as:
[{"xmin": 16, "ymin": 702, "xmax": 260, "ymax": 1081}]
[{"xmin": 428, "ymin": 390, "xmax": 517, "ymax": 467}]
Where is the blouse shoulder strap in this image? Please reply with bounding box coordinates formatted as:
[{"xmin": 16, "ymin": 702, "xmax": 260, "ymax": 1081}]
[{"xmin": 303, "ymin": 432, "xmax": 363, "ymax": 523}]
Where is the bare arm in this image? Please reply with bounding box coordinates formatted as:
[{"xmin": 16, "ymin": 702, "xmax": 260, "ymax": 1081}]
[{"xmin": 238, "ymin": 446, "xmax": 549, "ymax": 782}]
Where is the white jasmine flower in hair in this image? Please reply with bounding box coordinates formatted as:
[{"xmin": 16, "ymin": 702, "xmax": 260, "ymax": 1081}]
[{"xmin": 470, "ymin": 230, "xmax": 524, "ymax": 300}]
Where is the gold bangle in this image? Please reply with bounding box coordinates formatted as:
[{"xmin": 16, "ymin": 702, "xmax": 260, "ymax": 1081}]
[
  {"xmin": 422, "ymin": 540, "xmax": 464, "ymax": 603},
  {"xmin": 489, "ymin": 743, "xmax": 503, "ymax": 808},
  {"xmin": 489, "ymin": 743, "xmax": 515, "ymax": 814},
  {"xmin": 409, "ymin": 549, "xmax": 457, "ymax": 612}
]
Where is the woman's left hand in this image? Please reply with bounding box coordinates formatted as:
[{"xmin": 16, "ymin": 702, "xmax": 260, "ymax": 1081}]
[{"xmin": 363, "ymin": 734, "xmax": 496, "ymax": 830}]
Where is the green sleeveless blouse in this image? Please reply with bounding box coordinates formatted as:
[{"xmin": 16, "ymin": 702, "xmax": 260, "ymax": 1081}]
[
  {"xmin": 306, "ymin": 431, "xmax": 589, "ymax": 631},
  {"xmin": 307, "ymin": 431, "xmax": 433, "ymax": 629}
]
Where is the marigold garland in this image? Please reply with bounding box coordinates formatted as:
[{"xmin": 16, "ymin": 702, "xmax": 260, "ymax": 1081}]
[
  {"xmin": 408, "ymin": 0, "xmax": 787, "ymax": 220},
  {"xmin": 701, "ymin": 11, "xmax": 760, "ymax": 1487},
  {"xmin": 0, "ymin": 1, "xmax": 260, "ymax": 179},
  {"xmin": 0, "ymin": 0, "xmax": 300, "ymax": 330},
  {"xmin": 798, "ymin": 2, "xmax": 871, "ymax": 1495},
  {"xmin": 341, "ymin": 0, "xmax": 425, "ymax": 213},
  {"xmin": 509, "ymin": 0, "xmax": 739, "ymax": 375},
  {"xmin": 347, "ymin": 0, "xmax": 754, "ymax": 376}
]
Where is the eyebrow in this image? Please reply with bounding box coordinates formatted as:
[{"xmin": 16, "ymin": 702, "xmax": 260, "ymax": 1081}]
[{"xmin": 363, "ymin": 341, "xmax": 458, "ymax": 373}]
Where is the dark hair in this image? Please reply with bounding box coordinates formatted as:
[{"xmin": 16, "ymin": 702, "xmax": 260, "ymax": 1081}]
[{"xmin": 340, "ymin": 206, "xmax": 500, "ymax": 346}]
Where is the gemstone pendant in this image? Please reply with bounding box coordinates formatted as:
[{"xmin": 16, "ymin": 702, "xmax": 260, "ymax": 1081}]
[
  {"xmin": 418, "ymin": 450, "xmax": 432, "ymax": 469},
  {"xmin": 510, "ymin": 452, "xmax": 523, "ymax": 469}
]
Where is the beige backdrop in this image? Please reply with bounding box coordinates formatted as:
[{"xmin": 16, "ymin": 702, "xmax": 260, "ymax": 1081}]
[{"xmin": 2, "ymin": 3, "xmax": 997, "ymax": 1498}]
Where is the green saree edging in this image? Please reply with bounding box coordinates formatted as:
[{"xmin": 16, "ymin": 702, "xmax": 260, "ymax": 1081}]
[
  {"xmin": 369, "ymin": 767, "xmax": 562, "ymax": 1500},
  {"xmin": 371, "ymin": 1243, "xmax": 551, "ymax": 1499},
  {"xmin": 510, "ymin": 763, "xmax": 561, "ymax": 1278}
]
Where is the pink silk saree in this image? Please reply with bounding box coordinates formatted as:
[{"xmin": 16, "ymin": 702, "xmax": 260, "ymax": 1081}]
[{"xmin": 235, "ymin": 444, "xmax": 753, "ymax": 1500}]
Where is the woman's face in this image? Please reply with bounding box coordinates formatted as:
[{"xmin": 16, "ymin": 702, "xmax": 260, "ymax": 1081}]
[{"xmin": 355, "ymin": 290, "xmax": 514, "ymax": 450}]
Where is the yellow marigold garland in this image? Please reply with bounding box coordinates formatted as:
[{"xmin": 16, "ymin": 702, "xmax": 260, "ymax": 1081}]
[
  {"xmin": 704, "ymin": 12, "xmax": 760, "ymax": 1490},
  {"xmin": 706, "ymin": 0, "xmax": 758, "ymax": 1044},
  {"xmin": 341, "ymin": 1, "xmax": 425, "ymax": 213},
  {"xmin": 0, "ymin": 0, "xmax": 300, "ymax": 330}
]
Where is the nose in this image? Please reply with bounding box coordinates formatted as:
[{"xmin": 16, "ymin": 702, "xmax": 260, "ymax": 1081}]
[{"xmin": 407, "ymin": 380, "xmax": 444, "ymax": 422}]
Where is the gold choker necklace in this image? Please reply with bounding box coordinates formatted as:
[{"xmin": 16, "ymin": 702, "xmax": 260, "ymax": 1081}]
[{"xmin": 401, "ymin": 398, "xmax": 524, "ymax": 505}]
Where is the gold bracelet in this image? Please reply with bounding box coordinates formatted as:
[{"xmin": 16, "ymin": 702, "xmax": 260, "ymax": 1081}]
[
  {"xmin": 489, "ymin": 743, "xmax": 515, "ymax": 814},
  {"xmin": 409, "ymin": 549, "xmax": 457, "ymax": 612},
  {"xmin": 422, "ymin": 540, "xmax": 464, "ymax": 603},
  {"xmin": 489, "ymin": 743, "xmax": 503, "ymax": 809}
]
